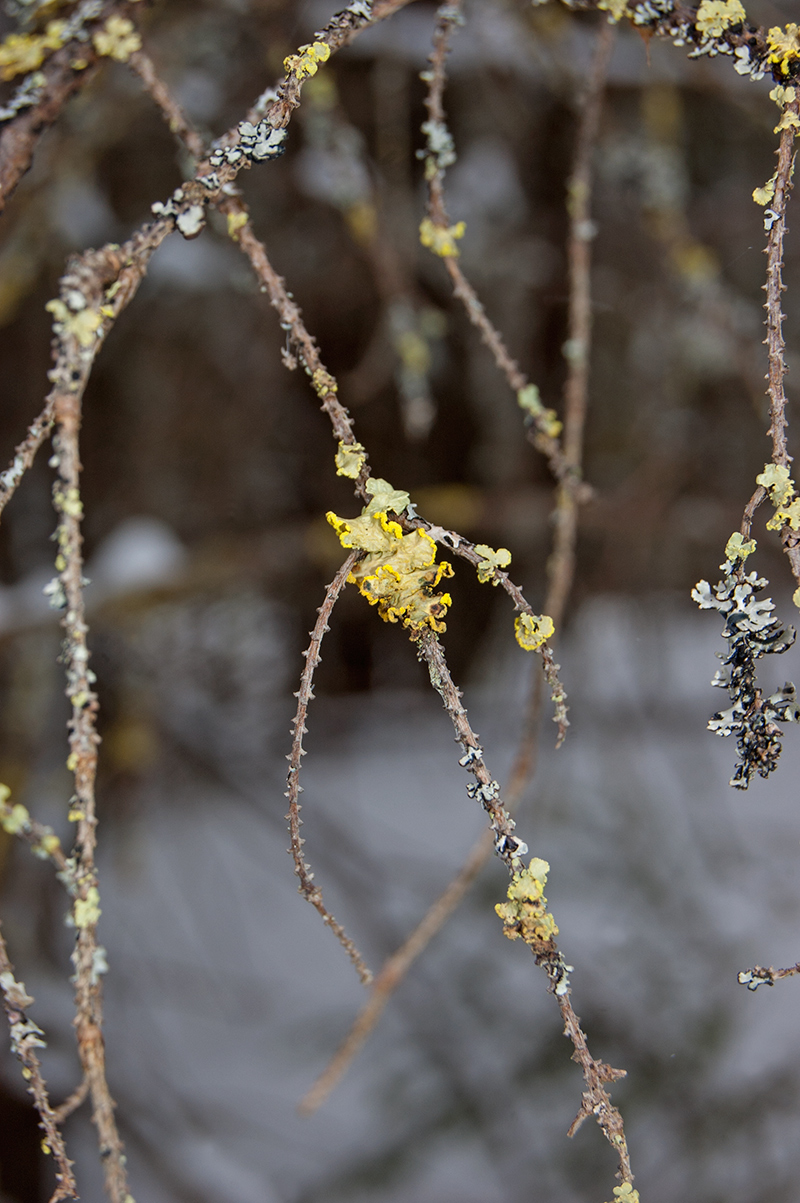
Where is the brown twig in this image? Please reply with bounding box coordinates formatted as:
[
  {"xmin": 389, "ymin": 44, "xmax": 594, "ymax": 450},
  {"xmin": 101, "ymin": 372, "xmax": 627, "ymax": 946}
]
[
  {"xmin": 128, "ymin": 49, "xmax": 206, "ymax": 161},
  {"xmin": 0, "ymin": 924, "xmax": 78, "ymax": 1202},
  {"xmin": 285, "ymin": 553, "xmax": 373, "ymax": 986},
  {"xmin": 52, "ymin": 1075, "xmax": 90, "ymax": 1125}
]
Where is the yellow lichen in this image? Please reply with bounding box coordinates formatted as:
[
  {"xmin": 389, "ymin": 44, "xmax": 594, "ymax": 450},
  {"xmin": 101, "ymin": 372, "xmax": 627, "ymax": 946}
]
[
  {"xmin": 597, "ymin": 0, "xmax": 630, "ymax": 21},
  {"xmin": 474, "ymin": 544, "xmax": 512, "ymax": 585},
  {"xmin": 774, "ymin": 109, "xmax": 800, "ymax": 134},
  {"xmin": 226, "ymin": 211, "xmax": 248, "ymax": 240},
  {"xmin": 770, "ymin": 85, "xmax": 797, "ymax": 105},
  {"xmin": 327, "ymin": 509, "xmax": 453, "ymax": 632},
  {"xmin": 283, "ymin": 41, "xmax": 331, "ymax": 80},
  {"xmin": 767, "ymin": 498, "xmax": 800, "ymax": 531},
  {"xmin": 363, "ymin": 478, "xmax": 410, "ymax": 517},
  {"xmin": 695, "ymin": 0, "xmax": 746, "ymax": 38},
  {"xmin": 419, "ymin": 217, "xmax": 466, "ymax": 258},
  {"xmin": 767, "ymin": 24, "xmax": 800, "ymax": 75},
  {"xmin": 514, "ymin": 612, "xmax": 555, "ymax": 651},
  {"xmin": 0, "ymin": 21, "xmax": 66, "ymax": 81},
  {"xmin": 73, "ymin": 886, "xmax": 101, "ymax": 929},
  {"xmin": 495, "ymin": 858, "xmax": 559, "ymax": 944},
  {"xmin": 725, "ymin": 532, "xmax": 756, "ymax": 562},
  {"xmin": 311, "ymin": 367, "xmax": 337, "ymax": 397},
  {"xmin": 92, "ymin": 16, "xmax": 142, "ymax": 63},
  {"xmin": 335, "ymin": 441, "xmax": 367, "ymax": 479}
]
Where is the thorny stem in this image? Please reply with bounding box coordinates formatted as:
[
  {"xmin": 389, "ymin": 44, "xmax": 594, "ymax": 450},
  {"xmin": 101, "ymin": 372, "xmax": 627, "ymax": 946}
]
[
  {"xmin": 762, "ymin": 104, "xmax": 800, "ymax": 589},
  {"xmin": 415, "ymin": 630, "xmax": 633, "ymax": 1183},
  {"xmin": 285, "ymin": 553, "xmax": 373, "ymax": 986},
  {"xmin": 0, "ymin": 924, "xmax": 78, "ymax": 1202}
]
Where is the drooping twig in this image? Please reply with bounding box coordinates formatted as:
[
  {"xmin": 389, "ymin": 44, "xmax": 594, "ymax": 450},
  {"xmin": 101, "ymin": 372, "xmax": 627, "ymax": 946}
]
[
  {"xmin": 301, "ymin": 22, "xmax": 614, "ymax": 1104},
  {"xmin": 286, "ymin": 553, "xmax": 373, "ymax": 986},
  {"xmin": 52, "ymin": 1075, "xmax": 90, "ymax": 1125},
  {"xmin": 0, "ymin": 924, "xmax": 78, "ymax": 1202},
  {"xmin": 415, "ymin": 629, "xmax": 633, "ymax": 1185}
]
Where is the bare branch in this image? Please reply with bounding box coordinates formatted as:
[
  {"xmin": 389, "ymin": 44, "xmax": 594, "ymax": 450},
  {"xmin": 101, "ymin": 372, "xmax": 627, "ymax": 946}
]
[{"xmin": 286, "ymin": 553, "xmax": 373, "ymax": 986}]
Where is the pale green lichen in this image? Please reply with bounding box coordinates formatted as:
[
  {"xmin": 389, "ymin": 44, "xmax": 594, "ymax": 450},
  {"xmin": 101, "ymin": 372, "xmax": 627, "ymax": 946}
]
[
  {"xmin": 753, "ymin": 172, "xmax": 778, "ymax": 206},
  {"xmin": 515, "ymin": 612, "xmax": 555, "ymax": 651},
  {"xmin": 0, "ymin": 20, "xmax": 66, "ymax": 81},
  {"xmin": 362, "ymin": 477, "xmax": 411, "ymax": 517},
  {"xmin": 335, "ymin": 441, "xmax": 367, "ymax": 479},
  {"xmin": 474, "ymin": 544, "xmax": 512, "ymax": 585},
  {"xmin": 596, "ymin": 0, "xmax": 629, "ymax": 21},
  {"xmin": 605, "ymin": 1186, "xmax": 640, "ymax": 1203},
  {"xmin": 327, "ymin": 509, "xmax": 453, "ymax": 632},
  {"xmin": 495, "ymin": 858, "xmax": 559, "ymax": 944},
  {"xmin": 73, "ymin": 886, "xmax": 101, "ymax": 929},
  {"xmin": 757, "ymin": 462, "xmax": 794, "ymax": 506},
  {"xmin": 725, "ymin": 532, "xmax": 756, "ymax": 562},
  {"xmin": 1, "ymin": 801, "xmax": 29, "ymax": 835},
  {"xmin": 46, "ymin": 298, "xmax": 102, "ymax": 348}
]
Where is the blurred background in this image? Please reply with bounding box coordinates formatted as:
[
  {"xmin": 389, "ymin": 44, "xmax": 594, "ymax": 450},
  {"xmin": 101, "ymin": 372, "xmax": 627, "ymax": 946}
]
[{"xmin": 2, "ymin": 0, "xmax": 800, "ymax": 1199}]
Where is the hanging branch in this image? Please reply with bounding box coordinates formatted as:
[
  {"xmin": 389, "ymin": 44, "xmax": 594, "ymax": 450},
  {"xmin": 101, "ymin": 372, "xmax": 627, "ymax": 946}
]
[
  {"xmin": 299, "ymin": 11, "xmax": 618, "ymax": 1117},
  {"xmin": 286, "ymin": 553, "xmax": 373, "ymax": 985},
  {"xmin": 0, "ymin": 925, "xmax": 78, "ymax": 1202},
  {"xmin": 415, "ymin": 629, "xmax": 633, "ymax": 1186}
]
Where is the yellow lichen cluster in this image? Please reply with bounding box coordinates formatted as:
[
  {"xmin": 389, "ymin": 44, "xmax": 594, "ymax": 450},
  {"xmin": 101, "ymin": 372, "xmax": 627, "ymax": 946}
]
[
  {"xmin": 0, "ymin": 21, "xmax": 66, "ymax": 81},
  {"xmin": 92, "ymin": 16, "xmax": 141, "ymax": 63},
  {"xmin": 695, "ymin": 0, "xmax": 746, "ymax": 38},
  {"xmin": 517, "ymin": 383, "xmax": 563, "ymax": 439},
  {"xmin": 753, "ymin": 171, "xmax": 778, "ymax": 206},
  {"xmin": 311, "ymin": 367, "xmax": 338, "ymax": 398},
  {"xmin": 327, "ymin": 509, "xmax": 453, "ymax": 632},
  {"xmin": 757, "ymin": 462, "xmax": 800, "ymax": 530},
  {"xmin": 419, "ymin": 217, "xmax": 466, "ymax": 258},
  {"xmin": 284, "ymin": 41, "xmax": 331, "ymax": 80},
  {"xmin": 597, "ymin": 0, "xmax": 629, "ymax": 21},
  {"xmin": 474, "ymin": 544, "xmax": 512, "ymax": 585},
  {"xmin": 514, "ymin": 612, "xmax": 555, "ymax": 651},
  {"xmin": 767, "ymin": 24, "xmax": 800, "ymax": 75},
  {"xmin": 495, "ymin": 857, "xmax": 559, "ymax": 945}
]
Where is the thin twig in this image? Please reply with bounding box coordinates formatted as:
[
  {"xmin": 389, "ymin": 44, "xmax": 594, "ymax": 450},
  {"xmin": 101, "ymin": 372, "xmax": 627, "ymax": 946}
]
[
  {"xmin": 285, "ymin": 553, "xmax": 373, "ymax": 985},
  {"xmin": 0, "ymin": 398, "xmax": 56, "ymax": 520},
  {"xmin": 128, "ymin": 49, "xmax": 206, "ymax": 161},
  {"xmin": 52, "ymin": 1075, "xmax": 90, "ymax": 1125},
  {"xmin": 0, "ymin": 925, "xmax": 78, "ymax": 1202}
]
